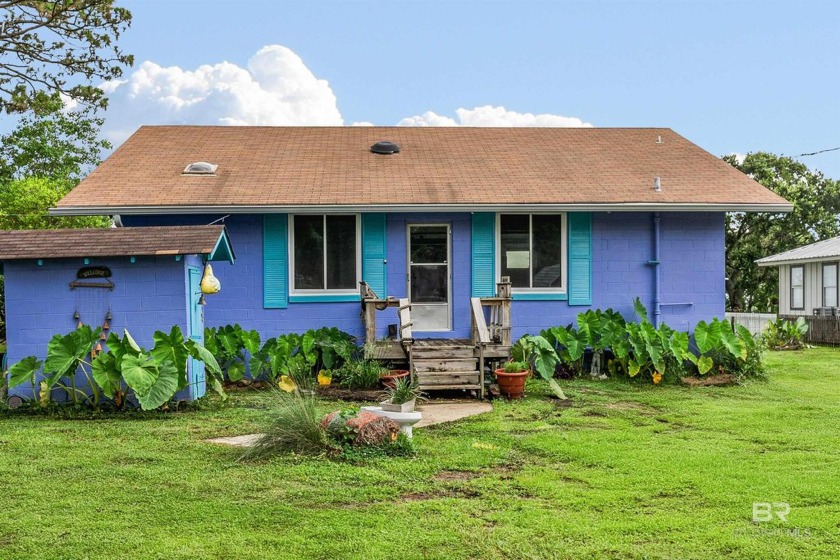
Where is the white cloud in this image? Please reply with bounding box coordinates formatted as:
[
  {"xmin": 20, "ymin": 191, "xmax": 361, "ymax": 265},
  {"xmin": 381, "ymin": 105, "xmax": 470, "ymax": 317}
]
[
  {"xmin": 101, "ymin": 45, "xmax": 342, "ymax": 145},
  {"xmin": 100, "ymin": 45, "xmax": 593, "ymax": 147},
  {"xmin": 397, "ymin": 105, "xmax": 593, "ymax": 127},
  {"xmin": 727, "ymin": 152, "xmax": 747, "ymax": 165}
]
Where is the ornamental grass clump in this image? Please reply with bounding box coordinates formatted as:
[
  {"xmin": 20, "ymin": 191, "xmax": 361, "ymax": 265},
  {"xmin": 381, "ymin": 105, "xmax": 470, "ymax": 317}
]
[{"xmin": 241, "ymin": 390, "xmax": 328, "ymax": 460}]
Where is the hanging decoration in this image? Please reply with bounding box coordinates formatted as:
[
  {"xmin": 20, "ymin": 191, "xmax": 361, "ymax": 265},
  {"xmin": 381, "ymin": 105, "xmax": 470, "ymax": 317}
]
[{"xmin": 200, "ymin": 263, "xmax": 221, "ymax": 294}]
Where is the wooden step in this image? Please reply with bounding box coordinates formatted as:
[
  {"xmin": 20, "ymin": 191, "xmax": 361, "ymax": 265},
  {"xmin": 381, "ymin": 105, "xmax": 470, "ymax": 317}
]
[
  {"xmin": 413, "ymin": 358, "xmax": 477, "ymax": 373},
  {"xmin": 419, "ymin": 384, "xmax": 482, "ymax": 391},
  {"xmin": 411, "ymin": 345, "xmax": 475, "ymax": 359},
  {"xmin": 416, "ymin": 371, "xmax": 481, "ymax": 386}
]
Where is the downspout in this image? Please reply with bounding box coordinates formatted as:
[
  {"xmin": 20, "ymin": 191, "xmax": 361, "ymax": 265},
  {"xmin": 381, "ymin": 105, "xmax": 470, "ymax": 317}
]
[{"xmin": 652, "ymin": 212, "xmax": 661, "ymax": 327}]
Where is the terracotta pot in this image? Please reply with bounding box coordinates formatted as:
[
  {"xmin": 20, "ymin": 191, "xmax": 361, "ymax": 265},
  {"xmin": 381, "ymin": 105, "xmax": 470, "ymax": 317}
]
[
  {"xmin": 380, "ymin": 369, "xmax": 410, "ymax": 389},
  {"xmin": 495, "ymin": 368, "xmax": 529, "ymax": 399}
]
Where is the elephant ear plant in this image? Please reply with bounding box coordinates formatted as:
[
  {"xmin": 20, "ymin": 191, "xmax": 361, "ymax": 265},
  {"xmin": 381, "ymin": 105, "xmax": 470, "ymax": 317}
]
[
  {"xmin": 6, "ymin": 325, "xmax": 223, "ymax": 411},
  {"xmin": 510, "ymin": 334, "xmax": 567, "ymax": 400}
]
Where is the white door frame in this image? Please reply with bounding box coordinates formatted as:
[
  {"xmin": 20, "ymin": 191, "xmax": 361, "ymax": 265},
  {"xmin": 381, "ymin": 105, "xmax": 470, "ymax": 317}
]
[{"xmin": 406, "ymin": 223, "xmax": 451, "ymax": 331}]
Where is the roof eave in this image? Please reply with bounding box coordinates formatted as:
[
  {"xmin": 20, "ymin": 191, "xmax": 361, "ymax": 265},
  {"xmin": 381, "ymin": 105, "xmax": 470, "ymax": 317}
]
[
  {"xmin": 51, "ymin": 202, "xmax": 795, "ymax": 216},
  {"xmin": 756, "ymin": 255, "xmax": 840, "ymax": 267}
]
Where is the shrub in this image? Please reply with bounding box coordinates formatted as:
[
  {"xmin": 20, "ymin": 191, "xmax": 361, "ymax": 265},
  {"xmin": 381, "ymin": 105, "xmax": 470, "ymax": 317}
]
[
  {"xmin": 331, "ymin": 359, "xmax": 384, "ymax": 390},
  {"xmin": 6, "ymin": 326, "xmax": 223, "ymax": 410},
  {"xmin": 762, "ymin": 317, "xmax": 809, "ymax": 350},
  {"xmin": 543, "ymin": 298, "xmax": 765, "ymax": 384},
  {"xmin": 205, "ymin": 325, "xmax": 357, "ymax": 384}
]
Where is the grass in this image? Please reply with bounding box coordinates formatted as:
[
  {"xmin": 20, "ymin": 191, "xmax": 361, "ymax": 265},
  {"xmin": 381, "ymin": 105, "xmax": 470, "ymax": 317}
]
[{"xmin": 1, "ymin": 349, "xmax": 839, "ymax": 559}]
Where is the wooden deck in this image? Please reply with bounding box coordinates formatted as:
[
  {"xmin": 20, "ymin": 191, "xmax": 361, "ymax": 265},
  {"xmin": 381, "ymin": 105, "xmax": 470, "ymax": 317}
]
[{"xmin": 360, "ymin": 278, "xmax": 514, "ymax": 397}]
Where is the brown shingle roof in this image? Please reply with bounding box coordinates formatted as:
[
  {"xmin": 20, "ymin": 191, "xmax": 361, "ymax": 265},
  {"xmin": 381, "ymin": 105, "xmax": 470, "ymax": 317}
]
[
  {"xmin": 0, "ymin": 226, "xmax": 228, "ymax": 260},
  {"xmin": 54, "ymin": 126, "xmax": 790, "ymax": 213}
]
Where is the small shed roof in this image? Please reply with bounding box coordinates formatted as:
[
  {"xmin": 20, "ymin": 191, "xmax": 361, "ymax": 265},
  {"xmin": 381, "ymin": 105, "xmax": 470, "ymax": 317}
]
[
  {"xmin": 0, "ymin": 225, "xmax": 234, "ymax": 263},
  {"xmin": 756, "ymin": 235, "xmax": 840, "ymax": 266}
]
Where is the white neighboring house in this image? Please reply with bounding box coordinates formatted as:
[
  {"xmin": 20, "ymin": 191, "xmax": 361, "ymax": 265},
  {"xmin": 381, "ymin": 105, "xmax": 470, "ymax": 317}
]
[{"xmin": 756, "ymin": 236, "xmax": 840, "ymax": 316}]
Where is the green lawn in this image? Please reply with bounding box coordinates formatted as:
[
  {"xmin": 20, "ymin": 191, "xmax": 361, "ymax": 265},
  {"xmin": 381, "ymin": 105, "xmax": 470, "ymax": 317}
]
[{"xmin": 1, "ymin": 349, "xmax": 838, "ymax": 559}]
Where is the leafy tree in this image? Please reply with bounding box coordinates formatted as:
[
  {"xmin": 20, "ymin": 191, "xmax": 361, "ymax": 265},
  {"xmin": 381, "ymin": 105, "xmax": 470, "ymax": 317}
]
[
  {"xmin": 724, "ymin": 152, "xmax": 840, "ymax": 312},
  {"xmin": 0, "ymin": 0, "xmax": 133, "ymax": 114},
  {"xmin": 0, "ymin": 91, "xmax": 109, "ymax": 186},
  {"xmin": 0, "ymin": 176, "xmax": 108, "ymax": 229},
  {"xmin": 0, "ymin": 92, "xmax": 110, "ymax": 229},
  {"xmin": 0, "ymin": 94, "xmax": 111, "ymax": 344}
]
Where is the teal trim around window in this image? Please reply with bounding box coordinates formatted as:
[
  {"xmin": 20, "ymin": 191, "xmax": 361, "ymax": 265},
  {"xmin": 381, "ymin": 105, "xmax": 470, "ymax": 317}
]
[
  {"xmin": 471, "ymin": 213, "xmax": 496, "ymax": 297},
  {"xmin": 512, "ymin": 292, "xmax": 569, "ymax": 301},
  {"xmin": 361, "ymin": 213, "xmax": 387, "ymax": 297},
  {"xmin": 568, "ymin": 212, "xmax": 593, "ymax": 306},
  {"xmin": 289, "ymin": 294, "xmax": 362, "ymax": 303},
  {"xmin": 263, "ymin": 214, "xmax": 288, "ymax": 309}
]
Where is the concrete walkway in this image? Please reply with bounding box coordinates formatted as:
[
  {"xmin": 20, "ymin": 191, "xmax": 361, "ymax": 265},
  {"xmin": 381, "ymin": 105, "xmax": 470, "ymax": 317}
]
[{"xmin": 206, "ymin": 401, "xmax": 493, "ymax": 447}]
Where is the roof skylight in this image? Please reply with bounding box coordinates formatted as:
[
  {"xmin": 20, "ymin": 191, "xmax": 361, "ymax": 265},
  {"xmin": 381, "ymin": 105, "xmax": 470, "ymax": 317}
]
[{"xmin": 183, "ymin": 161, "xmax": 218, "ymax": 175}]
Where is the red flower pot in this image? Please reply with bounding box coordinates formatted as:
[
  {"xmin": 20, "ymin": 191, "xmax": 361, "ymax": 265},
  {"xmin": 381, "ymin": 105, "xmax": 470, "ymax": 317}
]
[
  {"xmin": 495, "ymin": 368, "xmax": 529, "ymax": 399},
  {"xmin": 380, "ymin": 369, "xmax": 410, "ymax": 389}
]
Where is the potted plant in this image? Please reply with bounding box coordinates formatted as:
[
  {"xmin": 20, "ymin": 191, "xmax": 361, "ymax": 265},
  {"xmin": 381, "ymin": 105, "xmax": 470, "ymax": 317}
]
[
  {"xmin": 494, "ymin": 360, "xmax": 530, "ymax": 399},
  {"xmin": 380, "ymin": 367, "xmax": 410, "ymax": 389},
  {"xmin": 381, "ymin": 377, "xmax": 425, "ymax": 412},
  {"xmin": 508, "ymin": 334, "xmax": 568, "ymax": 400}
]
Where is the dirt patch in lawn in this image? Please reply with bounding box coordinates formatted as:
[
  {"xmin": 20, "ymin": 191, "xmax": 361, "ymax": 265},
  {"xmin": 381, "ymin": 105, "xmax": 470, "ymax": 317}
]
[
  {"xmin": 433, "ymin": 470, "xmax": 481, "ymax": 482},
  {"xmin": 605, "ymin": 401, "xmax": 661, "ymax": 415},
  {"xmin": 682, "ymin": 374, "xmax": 735, "ymax": 387},
  {"xmin": 400, "ymin": 488, "xmax": 481, "ymax": 501}
]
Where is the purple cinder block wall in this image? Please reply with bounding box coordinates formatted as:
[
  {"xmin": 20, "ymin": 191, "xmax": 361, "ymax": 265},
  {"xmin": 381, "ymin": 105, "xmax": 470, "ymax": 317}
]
[
  {"xmin": 4, "ymin": 255, "xmax": 196, "ymax": 400},
  {"xmin": 511, "ymin": 211, "xmax": 725, "ymax": 337},
  {"xmin": 122, "ymin": 211, "xmax": 725, "ymax": 341}
]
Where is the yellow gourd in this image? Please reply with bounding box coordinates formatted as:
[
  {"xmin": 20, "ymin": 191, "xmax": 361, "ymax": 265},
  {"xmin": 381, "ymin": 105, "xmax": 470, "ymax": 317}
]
[{"xmin": 200, "ymin": 263, "xmax": 221, "ymax": 294}]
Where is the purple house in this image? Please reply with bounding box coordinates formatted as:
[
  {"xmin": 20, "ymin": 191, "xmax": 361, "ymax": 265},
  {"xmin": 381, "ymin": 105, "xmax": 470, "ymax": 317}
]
[{"xmin": 8, "ymin": 126, "xmax": 788, "ymax": 395}]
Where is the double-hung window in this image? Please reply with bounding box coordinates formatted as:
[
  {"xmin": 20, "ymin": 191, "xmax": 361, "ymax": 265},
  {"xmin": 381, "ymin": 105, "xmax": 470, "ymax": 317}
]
[
  {"xmin": 823, "ymin": 263, "xmax": 837, "ymax": 308},
  {"xmin": 499, "ymin": 214, "xmax": 566, "ymax": 292},
  {"xmin": 290, "ymin": 215, "xmax": 359, "ymax": 293},
  {"xmin": 790, "ymin": 265, "xmax": 804, "ymax": 310}
]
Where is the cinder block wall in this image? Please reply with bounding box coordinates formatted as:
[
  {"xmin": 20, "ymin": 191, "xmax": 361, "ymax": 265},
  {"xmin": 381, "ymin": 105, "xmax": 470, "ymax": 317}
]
[
  {"xmin": 4, "ymin": 256, "xmax": 192, "ymax": 400},
  {"xmin": 123, "ymin": 211, "xmax": 725, "ymax": 341}
]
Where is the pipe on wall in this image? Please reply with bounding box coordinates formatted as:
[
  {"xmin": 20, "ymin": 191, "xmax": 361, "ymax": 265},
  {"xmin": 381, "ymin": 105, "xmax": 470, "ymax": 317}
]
[{"xmin": 652, "ymin": 212, "xmax": 661, "ymax": 327}]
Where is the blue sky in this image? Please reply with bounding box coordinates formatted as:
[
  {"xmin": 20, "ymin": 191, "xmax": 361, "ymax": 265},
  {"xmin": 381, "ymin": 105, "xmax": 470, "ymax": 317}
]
[{"xmin": 106, "ymin": 0, "xmax": 839, "ymax": 178}]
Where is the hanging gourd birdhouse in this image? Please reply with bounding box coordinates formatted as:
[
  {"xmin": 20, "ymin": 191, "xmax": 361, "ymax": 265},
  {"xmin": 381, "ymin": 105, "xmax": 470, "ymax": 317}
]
[{"xmin": 200, "ymin": 263, "xmax": 221, "ymax": 294}]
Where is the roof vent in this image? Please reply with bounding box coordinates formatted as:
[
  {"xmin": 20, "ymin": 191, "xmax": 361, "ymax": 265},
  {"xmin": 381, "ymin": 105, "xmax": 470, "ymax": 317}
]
[
  {"xmin": 183, "ymin": 161, "xmax": 218, "ymax": 175},
  {"xmin": 370, "ymin": 141, "xmax": 400, "ymax": 155}
]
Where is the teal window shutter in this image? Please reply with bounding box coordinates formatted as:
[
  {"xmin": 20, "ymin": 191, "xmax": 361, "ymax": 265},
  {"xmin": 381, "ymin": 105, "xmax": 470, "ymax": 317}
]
[
  {"xmin": 568, "ymin": 212, "xmax": 592, "ymax": 306},
  {"xmin": 361, "ymin": 213, "xmax": 387, "ymax": 297},
  {"xmin": 471, "ymin": 213, "xmax": 496, "ymax": 297},
  {"xmin": 263, "ymin": 214, "xmax": 288, "ymax": 309}
]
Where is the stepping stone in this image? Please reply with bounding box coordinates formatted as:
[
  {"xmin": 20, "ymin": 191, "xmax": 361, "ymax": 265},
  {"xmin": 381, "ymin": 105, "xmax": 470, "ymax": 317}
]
[
  {"xmin": 206, "ymin": 433, "xmax": 264, "ymax": 447},
  {"xmin": 415, "ymin": 402, "xmax": 493, "ymax": 428}
]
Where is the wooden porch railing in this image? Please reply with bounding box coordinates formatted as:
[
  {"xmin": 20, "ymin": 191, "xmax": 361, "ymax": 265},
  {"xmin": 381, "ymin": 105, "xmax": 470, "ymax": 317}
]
[
  {"xmin": 471, "ymin": 277, "xmax": 512, "ymax": 346},
  {"xmin": 360, "ymin": 282, "xmax": 414, "ymax": 365}
]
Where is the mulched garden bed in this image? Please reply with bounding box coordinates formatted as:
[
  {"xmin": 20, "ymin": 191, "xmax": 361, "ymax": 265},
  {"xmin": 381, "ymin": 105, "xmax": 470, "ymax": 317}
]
[{"xmin": 315, "ymin": 385, "xmax": 384, "ymax": 401}]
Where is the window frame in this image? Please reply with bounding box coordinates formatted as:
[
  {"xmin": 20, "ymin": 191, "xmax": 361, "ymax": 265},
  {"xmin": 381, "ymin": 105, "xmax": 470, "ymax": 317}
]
[
  {"xmin": 495, "ymin": 212, "xmax": 568, "ymax": 294},
  {"xmin": 822, "ymin": 262, "xmax": 838, "ymax": 308},
  {"xmin": 288, "ymin": 214, "xmax": 361, "ymax": 296},
  {"xmin": 790, "ymin": 265, "xmax": 805, "ymax": 311}
]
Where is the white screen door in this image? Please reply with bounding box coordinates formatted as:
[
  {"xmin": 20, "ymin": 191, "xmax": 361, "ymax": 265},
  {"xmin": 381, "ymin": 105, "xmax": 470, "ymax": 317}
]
[{"xmin": 408, "ymin": 224, "xmax": 450, "ymax": 331}]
